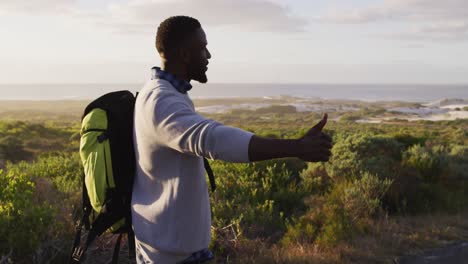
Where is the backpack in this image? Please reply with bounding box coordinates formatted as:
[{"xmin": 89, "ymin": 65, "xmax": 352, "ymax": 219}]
[
  {"xmin": 70, "ymin": 89, "xmax": 217, "ymax": 263},
  {"xmin": 70, "ymin": 90, "xmax": 137, "ymax": 264}
]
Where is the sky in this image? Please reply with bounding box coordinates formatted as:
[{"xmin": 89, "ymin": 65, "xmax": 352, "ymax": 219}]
[{"xmin": 1, "ymin": 0, "xmax": 468, "ymax": 84}]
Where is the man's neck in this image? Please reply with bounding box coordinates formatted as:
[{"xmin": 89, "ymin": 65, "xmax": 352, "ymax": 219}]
[{"xmin": 161, "ymin": 62, "xmax": 190, "ymax": 83}]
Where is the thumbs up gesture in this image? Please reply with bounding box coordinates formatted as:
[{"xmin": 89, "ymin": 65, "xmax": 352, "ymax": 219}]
[
  {"xmin": 297, "ymin": 114, "xmax": 333, "ymax": 162},
  {"xmin": 248, "ymin": 113, "xmax": 333, "ymax": 162}
]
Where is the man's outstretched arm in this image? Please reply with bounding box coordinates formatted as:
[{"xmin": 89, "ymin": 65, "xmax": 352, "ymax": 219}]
[{"xmin": 248, "ymin": 114, "xmax": 332, "ymax": 162}]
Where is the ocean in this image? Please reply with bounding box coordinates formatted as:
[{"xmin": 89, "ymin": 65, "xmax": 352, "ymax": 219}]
[{"xmin": 0, "ymin": 83, "xmax": 467, "ymax": 102}]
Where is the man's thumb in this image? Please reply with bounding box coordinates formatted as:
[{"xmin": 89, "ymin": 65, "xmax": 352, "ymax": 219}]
[{"xmin": 312, "ymin": 113, "xmax": 328, "ymax": 132}]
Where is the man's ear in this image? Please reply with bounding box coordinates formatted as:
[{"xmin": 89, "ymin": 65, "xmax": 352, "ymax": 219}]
[{"xmin": 159, "ymin": 52, "xmax": 168, "ymax": 61}]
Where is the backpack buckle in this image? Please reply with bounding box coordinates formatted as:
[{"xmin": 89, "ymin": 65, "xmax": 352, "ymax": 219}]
[
  {"xmin": 71, "ymin": 246, "xmax": 85, "ymax": 263},
  {"xmin": 97, "ymin": 133, "xmax": 108, "ymax": 143}
]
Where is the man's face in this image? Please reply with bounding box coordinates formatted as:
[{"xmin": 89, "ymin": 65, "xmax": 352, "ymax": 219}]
[{"xmin": 185, "ymin": 28, "xmax": 211, "ymax": 83}]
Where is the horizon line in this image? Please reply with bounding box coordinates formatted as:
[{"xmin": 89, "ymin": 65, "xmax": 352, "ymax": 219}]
[{"xmin": 1, "ymin": 82, "xmax": 468, "ymax": 86}]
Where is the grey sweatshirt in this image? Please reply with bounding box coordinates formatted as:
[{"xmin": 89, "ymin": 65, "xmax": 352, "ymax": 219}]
[{"xmin": 131, "ymin": 79, "xmax": 253, "ymax": 255}]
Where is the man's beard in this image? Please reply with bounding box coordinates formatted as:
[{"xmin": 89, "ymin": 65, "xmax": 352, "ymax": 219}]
[
  {"xmin": 189, "ymin": 63, "xmax": 208, "ymax": 83},
  {"xmin": 195, "ymin": 73, "xmax": 208, "ymax": 83}
]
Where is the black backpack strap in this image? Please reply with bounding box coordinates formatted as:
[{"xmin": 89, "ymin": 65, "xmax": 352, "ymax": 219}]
[
  {"xmin": 203, "ymin": 158, "xmax": 216, "ymax": 192},
  {"xmin": 109, "ymin": 233, "xmax": 123, "ymax": 264},
  {"xmin": 128, "ymin": 229, "xmax": 136, "ymax": 259},
  {"xmin": 70, "ymin": 174, "xmax": 93, "ymax": 263},
  {"xmin": 69, "ymin": 215, "xmax": 86, "ymax": 263},
  {"xmin": 107, "ymin": 231, "xmax": 136, "ymax": 264},
  {"xmin": 82, "ymin": 180, "xmax": 92, "ymax": 230},
  {"xmin": 70, "ymin": 206, "xmax": 125, "ymax": 263},
  {"xmin": 70, "ymin": 225, "xmax": 96, "ymax": 264}
]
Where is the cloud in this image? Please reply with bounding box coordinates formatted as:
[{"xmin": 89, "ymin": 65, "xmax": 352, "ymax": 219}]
[
  {"xmin": 316, "ymin": 0, "xmax": 468, "ymax": 41},
  {"xmin": 99, "ymin": 0, "xmax": 307, "ymax": 34},
  {"xmin": 421, "ymin": 21, "xmax": 468, "ymax": 34},
  {"xmin": 0, "ymin": 0, "xmax": 78, "ymax": 15},
  {"xmin": 0, "ymin": 0, "xmax": 306, "ymax": 33},
  {"xmin": 314, "ymin": 7, "xmax": 394, "ymax": 24},
  {"xmin": 318, "ymin": 0, "xmax": 468, "ymax": 23}
]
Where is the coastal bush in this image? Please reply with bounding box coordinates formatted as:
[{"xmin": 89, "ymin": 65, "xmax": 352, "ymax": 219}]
[
  {"xmin": 396, "ymin": 144, "xmax": 468, "ymax": 213},
  {"xmin": 320, "ymin": 133, "xmax": 466, "ymax": 213},
  {"xmin": 383, "ymin": 165, "xmax": 422, "ymax": 213},
  {"xmin": 0, "ymin": 135, "xmax": 32, "ymax": 163},
  {"xmin": 282, "ymin": 172, "xmax": 391, "ymax": 247},
  {"xmin": 339, "ymin": 112, "xmax": 362, "ymax": 122},
  {"xmin": 255, "ymin": 105, "xmax": 297, "ymax": 114},
  {"xmin": 11, "ymin": 152, "xmax": 82, "ymax": 194},
  {"xmin": 300, "ymin": 162, "xmax": 332, "ymax": 194},
  {"xmin": 448, "ymin": 145, "xmax": 468, "ymax": 180},
  {"xmin": 0, "ymin": 167, "xmax": 55, "ymax": 259},
  {"xmin": 0, "ymin": 121, "xmax": 75, "ymax": 163},
  {"xmin": 391, "ymin": 133, "xmax": 427, "ymax": 148},
  {"xmin": 326, "ymin": 134, "xmax": 404, "ymax": 181},
  {"xmin": 307, "ymin": 132, "xmax": 467, "ymax": 214},
  {"xmin": 402, "ymin": 145, "xmax": 449, "ymax": 183},
  {"xmin": 0, "ymin": 153, "xmax": 81, "ymax": 262},
  {"xmin": 210, "ymin": 160, "xmax": 309, "ymax": 240},
  {"xmin": 340, "ymin": 172, "xmax": 392, "ymax": 221}
]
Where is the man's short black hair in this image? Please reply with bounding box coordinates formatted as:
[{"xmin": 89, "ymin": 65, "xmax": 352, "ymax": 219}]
[{"xmin": 156, "ymin": 16, "xmax": 201, "ymax": 56}]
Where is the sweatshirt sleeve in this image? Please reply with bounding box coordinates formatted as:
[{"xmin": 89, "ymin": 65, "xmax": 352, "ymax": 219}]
[{"xmin": 153, "ymin": 91, "xmax": 253, "ymax": 163}]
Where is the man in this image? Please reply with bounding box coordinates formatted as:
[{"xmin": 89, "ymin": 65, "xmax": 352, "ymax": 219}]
[{"xmin": 132, "ymin": 16, "xmax": 332, "ymax": 263}]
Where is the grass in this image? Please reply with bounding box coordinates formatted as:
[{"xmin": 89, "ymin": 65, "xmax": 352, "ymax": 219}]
[{"xmin": 206, "ymin": 212, "xmax": 468, "ymax": 263}]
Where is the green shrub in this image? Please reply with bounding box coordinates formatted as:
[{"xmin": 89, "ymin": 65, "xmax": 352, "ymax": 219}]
[
  {"xmin": 391, "ymin": 145, "xmax": 468, "ymax": 213},
  {"xmin": 403, "ymin": 145, "xmax": 449, "ymax": 182},
  {"xmin": 326, "ymin": 134, "xmax": 404, "ymax": 181},
  {"xmin": 0, "ymin": 135, "xmax": 32, "ymax": 162},
  {"xmin": 341, "ymin": 172, "xmax": 392, "ymax": 221},
  {"xmin": 0, "ymin": 121, "xmax": 76, "ymax": 163},
  {"xmin": 11, "ymin": 152, "xmax": 82, "ymax": 194},
  {"xmin": 392, "ymin": 133, "xmax": 427, "ymax": 148},
  {"xmin": 448, "ymin": 145, "xmax": 468, "ymax": 180},
  {"xmin": 0, "ymin": 153, "xmax": 81, "ymax": 262},
  {"xmin": 383, "ymin": 165, "xmax": 422, "ymax": 213},
  {"xmin": 210, "ymin": 160, "xmax": 308, "ymax": 239},
  {"xmin": 255, "ymin": 105, "xmax": 297, "ymax": 114},
  {"xmin": 282, "ymin": 172, "xmax": 391, "ymax": 247},
  {"xmin": 300, "ymin": 162, "xmax": 332, "ymax": 194},
  {"xmin": 315, "ymin": 203, "xmax": 352, "ymax": 247},
  {"xmin": 339, "ymin": 113, "xmax": 361, "ymax": 122},
  {"xmin": 0, "ymin": 168, "xmax": 55, "ymax": 259}
]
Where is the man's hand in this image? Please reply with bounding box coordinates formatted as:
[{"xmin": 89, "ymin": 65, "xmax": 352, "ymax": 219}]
[
  {"xmin": 248, "ymin": 113, "xmax": 333, "ymax": 162},
  {"xmin": 297, "ymin": 114, "xmax": 333, "ymax": 162}
]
